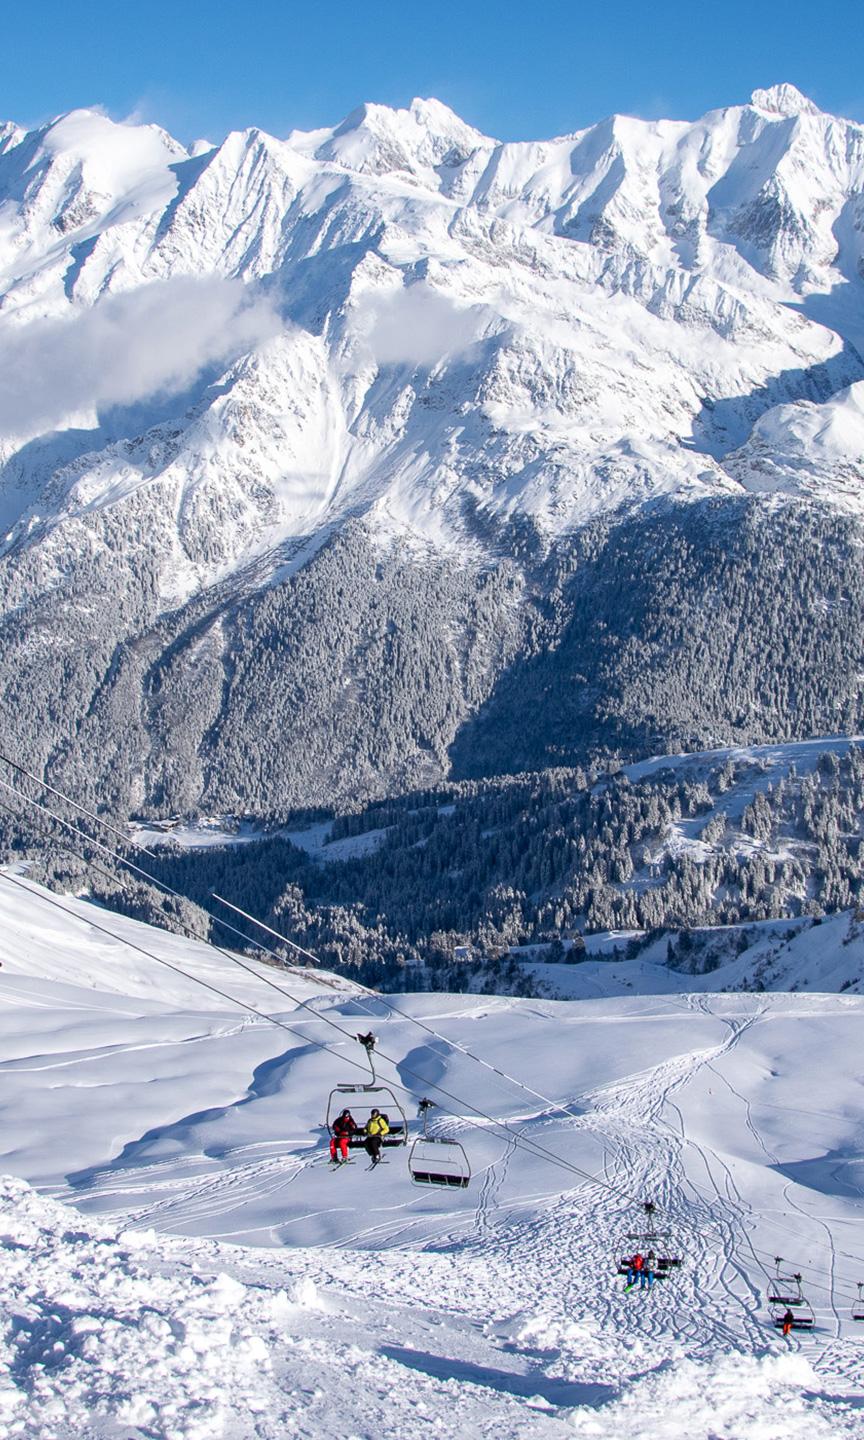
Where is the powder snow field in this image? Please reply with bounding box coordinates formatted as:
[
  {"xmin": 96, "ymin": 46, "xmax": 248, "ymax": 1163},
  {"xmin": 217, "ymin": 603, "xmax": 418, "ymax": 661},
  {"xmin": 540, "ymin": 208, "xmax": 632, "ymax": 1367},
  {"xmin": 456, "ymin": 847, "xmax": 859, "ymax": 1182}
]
[{"xmin": 1, "ymin": 875, "xmax": 864, "ymax": 1436}]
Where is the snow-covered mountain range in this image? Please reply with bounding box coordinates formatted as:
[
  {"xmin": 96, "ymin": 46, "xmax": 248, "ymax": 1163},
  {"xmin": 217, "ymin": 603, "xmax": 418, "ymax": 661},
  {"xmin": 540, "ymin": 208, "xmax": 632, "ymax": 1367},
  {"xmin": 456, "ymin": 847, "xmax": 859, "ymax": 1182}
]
[{"xmin": 2, "ymin": 85, "xmax": 864, "ymax": 815}]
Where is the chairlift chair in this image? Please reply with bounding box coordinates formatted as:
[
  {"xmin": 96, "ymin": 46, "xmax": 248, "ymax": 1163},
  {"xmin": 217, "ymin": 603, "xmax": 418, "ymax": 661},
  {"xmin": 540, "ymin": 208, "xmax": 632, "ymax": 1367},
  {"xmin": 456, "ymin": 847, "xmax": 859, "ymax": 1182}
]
[
  {"xmin": 409, "ymin": 1098, "xmax": 471, "ymax": 1189},
  {"xmin": 616, "ymin": 1200, "xmax": 683, "ymax": 1280},
  {"xmin": 767, "ymin": 1257, "xmax": 809, "ymax": 1307},
  {"xmin": 326, "ymin": 1033, "xmax": 407, "ymax": 1149},
  {"xmin": 852, "ymin": 1283, "xmax": 864, "ymax": 1322},
  {"xmin": 767, "ymin": 1259, "xmax": 815, "ymax": 1330}
]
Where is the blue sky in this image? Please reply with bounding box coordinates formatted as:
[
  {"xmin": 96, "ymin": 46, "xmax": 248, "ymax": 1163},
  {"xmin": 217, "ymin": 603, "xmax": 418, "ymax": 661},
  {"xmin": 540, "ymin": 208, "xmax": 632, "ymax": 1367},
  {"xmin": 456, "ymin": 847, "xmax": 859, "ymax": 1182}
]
[{"xmin": 4, "ymin": 0, "xmax": 862, "ymax": 141}]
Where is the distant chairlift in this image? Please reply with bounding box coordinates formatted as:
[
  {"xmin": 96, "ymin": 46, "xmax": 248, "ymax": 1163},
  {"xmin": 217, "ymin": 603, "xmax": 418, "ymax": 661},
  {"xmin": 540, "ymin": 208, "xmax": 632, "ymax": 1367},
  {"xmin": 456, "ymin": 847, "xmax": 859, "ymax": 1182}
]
[
  {"xmin": 616, "ymin": 1201, "xmax": 683, "ymax": 1281},
  {"xmin": 768, "ymin": 1257, "xmax": 815, "ymax": 1330},
  {"xmin": 853, "ymin": 1282, "xmax": 864, "ymax": 1323},
  {"xmin": 326, "ymin": 1032, "xmax": 407, "ymax": 1149},
  {"xmin": 409, "ymin": 1098, "xmax": 471, "ymax": 1190}
]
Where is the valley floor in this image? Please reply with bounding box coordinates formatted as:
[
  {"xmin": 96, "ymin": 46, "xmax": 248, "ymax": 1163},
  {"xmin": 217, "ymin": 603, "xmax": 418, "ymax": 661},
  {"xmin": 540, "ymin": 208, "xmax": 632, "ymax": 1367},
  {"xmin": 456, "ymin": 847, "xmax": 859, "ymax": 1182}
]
[{"xmin": 0, "ymin": 878, "xmax": 863, "ymax": 1437}]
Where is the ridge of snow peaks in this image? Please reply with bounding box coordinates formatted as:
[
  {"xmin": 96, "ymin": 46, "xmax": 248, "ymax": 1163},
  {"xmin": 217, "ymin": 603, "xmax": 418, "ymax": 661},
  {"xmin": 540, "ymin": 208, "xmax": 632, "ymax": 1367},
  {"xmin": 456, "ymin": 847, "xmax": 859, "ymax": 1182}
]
[{"xmin": 0, "ymin": 86, "xmax": 864, "ymax": 581}]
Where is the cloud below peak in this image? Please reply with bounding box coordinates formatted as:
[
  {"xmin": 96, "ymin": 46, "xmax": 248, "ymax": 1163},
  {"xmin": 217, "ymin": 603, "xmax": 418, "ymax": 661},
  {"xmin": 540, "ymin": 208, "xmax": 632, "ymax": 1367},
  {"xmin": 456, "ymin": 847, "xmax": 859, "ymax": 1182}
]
[
  {"xmin": 0, "ymin": 277, "xmax": 281, "ymax": 438},
  {"xmin": 356, "ymin": 284, "xmax": 484, "ymax": 369}
]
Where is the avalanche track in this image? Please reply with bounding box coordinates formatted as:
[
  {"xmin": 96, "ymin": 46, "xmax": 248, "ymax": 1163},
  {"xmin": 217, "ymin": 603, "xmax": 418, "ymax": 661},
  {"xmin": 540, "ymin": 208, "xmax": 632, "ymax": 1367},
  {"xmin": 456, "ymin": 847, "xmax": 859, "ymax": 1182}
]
[{"xmin": 1, "ymin": 879, "xmax": 863, "ymax": 1436}]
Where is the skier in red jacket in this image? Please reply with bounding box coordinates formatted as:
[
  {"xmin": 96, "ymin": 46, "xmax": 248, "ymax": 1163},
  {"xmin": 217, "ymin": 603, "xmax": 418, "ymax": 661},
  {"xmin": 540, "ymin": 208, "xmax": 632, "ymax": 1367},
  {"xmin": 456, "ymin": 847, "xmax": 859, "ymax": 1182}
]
[
  {"xmin": 626, "ymin": 1252, "xmax": 645, "ymax": 1288},
  {"xmin": 329, "ymin": 1109, "xmax": 357, "ymax": 1164}
]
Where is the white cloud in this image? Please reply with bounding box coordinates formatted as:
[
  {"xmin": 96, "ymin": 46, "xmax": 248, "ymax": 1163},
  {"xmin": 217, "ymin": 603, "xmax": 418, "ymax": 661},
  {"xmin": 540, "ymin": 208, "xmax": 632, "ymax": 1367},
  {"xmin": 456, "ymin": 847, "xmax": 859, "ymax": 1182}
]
[
  {"xmin": 0, "ymin": 278, "xmax": 281, "ymax": 436},
  {"xmin": 357, "ymin": 284, "xmax": 482, "ymax": 368}
]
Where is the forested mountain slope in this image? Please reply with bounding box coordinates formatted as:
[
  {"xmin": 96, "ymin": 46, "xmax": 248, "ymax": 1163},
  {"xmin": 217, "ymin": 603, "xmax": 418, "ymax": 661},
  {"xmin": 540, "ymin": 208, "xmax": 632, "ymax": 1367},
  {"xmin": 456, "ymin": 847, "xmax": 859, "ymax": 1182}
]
[{"xmin": 15, "ymin": 735, "xmax": 864, "ymax": 993}]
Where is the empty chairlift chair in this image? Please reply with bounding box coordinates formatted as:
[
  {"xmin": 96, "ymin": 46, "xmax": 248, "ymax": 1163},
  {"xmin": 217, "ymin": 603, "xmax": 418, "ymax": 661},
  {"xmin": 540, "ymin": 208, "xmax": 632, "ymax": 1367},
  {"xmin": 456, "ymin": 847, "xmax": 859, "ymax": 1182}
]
[
  {"xmin": 768, "ymin": 1258, "xmax": 815, "ymax": 1331},
  {"xmin": 326, "ymin": 1032, "xmax": 408, "ymax": 1150},
  {"xmin": 409, "ymin": 1098, "xmax": 471, "ymax": 1190},
  {"xmin": 852, "ymin": 1283, "xmax": 864, "ymax": 1323}
]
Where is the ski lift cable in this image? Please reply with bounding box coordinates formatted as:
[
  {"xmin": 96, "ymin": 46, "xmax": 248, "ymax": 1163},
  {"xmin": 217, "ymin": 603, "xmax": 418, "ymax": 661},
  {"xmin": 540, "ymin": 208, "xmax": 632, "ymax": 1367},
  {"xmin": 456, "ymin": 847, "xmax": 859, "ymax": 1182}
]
[
  {"xmin": 0, "ymin": 849, "xmax": 639, "ymax": 1198},
  {"xmin": 0, "ymin": 750, "xmax": 164, "ymax": 857},
  {"xmin": 0, "ymin": 771, "xmax": 347, "ymax": 995},
  {"xmin": 0, "ymin": 751, "xmax": 632, "ymax": 1135},
  {"xmin": 209, "ymin": 891, "xmax": 355, "ymax": 976},
  {"xmin": 0, "ymin": 751, "xmax": 350, "ymax": 975},
  {"xmin": 3, "ymin": 764, "xmax": 860, "ymax": 1287},
  {"xmin": 0, "ymin": 867, "xmax": 385, "ymax": 1077},
  {"xmin": 211, "ymin": 892, "xmax": 589, "ymax": 1124},
  {"xmin": 0, "ymin": 767, "xmax": 814, "ymax": 1259}
]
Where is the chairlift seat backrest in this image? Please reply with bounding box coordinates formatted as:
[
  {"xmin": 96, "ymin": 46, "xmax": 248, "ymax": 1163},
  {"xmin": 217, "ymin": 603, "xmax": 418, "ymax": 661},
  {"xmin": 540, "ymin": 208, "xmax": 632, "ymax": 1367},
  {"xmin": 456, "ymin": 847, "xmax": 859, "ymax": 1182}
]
[
  {"xmin": 770, "ymin": 1301, "xmax": 815, "ymax": 1329},
  {"xmin": 326, "ymin": 1084, "xmax": 408, "ymax": 1147},
  {"xmin": 409, "ymin": 1136, "xmax": 470, "ymax": 1189}
]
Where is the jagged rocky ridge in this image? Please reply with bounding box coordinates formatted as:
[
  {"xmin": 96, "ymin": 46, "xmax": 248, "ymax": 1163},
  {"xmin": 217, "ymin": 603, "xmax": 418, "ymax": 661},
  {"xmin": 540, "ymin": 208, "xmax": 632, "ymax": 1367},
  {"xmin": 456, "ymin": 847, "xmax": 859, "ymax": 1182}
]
[{"xmin": 1, "ymin": 85, "xmax": 864, "ymax": 814}]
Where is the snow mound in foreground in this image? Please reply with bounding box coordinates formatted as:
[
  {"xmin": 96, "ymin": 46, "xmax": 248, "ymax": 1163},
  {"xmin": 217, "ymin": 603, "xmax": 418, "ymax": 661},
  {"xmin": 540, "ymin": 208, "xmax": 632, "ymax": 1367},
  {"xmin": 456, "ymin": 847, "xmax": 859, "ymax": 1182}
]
[{"xmin": 570, "ymin": 1352, "xmax": 850, "ymax": 1439}]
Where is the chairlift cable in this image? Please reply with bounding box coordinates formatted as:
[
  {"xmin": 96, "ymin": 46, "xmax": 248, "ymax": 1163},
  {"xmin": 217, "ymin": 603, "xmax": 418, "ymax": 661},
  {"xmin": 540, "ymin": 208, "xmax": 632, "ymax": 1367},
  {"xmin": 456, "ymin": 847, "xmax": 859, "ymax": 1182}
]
[
  {"xmin": 0, "ymin": 750, "xmax": 628, "ymax": 1125},
  {"xmin": 0, "ymin": 824, "xmax": 647, "ymax": 1197},
  {"xmin": 3, "ymin": 759, "xmax": 862, "ymax": 1296},
  {"xmin": 0, "ymin": 868, "xmax": 379, "ymax": 1072},
  {"xmin": 210, "ymin": 893, "xmax": 361, "ymax": 979},
  {"xmin": 212, "ymin": 893, "xmax": 592, "ymax": 1123},
  {"xmin": 0, "ymin": 771, "xmax": 347, "ymax": 996},
  {"xmin": 0, "ymin": 761, "xmax": 668, "ymax": 1202}
]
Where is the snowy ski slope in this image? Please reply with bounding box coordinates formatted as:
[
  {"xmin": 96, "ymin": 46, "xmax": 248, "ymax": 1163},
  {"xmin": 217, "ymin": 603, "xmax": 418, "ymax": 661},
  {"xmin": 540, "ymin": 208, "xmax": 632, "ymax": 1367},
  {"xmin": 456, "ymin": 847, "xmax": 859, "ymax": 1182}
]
[{"xmin": 1, "ymin": 874, "xmax": 863, "ymax": 1436}]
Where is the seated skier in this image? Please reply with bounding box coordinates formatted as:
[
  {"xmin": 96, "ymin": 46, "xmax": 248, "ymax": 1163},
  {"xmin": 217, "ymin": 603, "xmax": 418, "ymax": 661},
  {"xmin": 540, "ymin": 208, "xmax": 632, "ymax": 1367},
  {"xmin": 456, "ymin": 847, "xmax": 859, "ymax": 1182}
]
[
  {"xmin": 626, "ymin": 1251, "xmax": 645, "ymax": 1288},
  {"xmin": 781, "ymin": 1308, "xmax": 795, "ymax": 1337},
  {"xmin": 329, "ymin": 1108, "xmax": 357, "ymax": 1164},
  {"xmin": 364, "ymin": 1108, "xmax": 390, "ymax": 1166},
  {"xmin": 641, "ymin": 1251, "xmax": 656, "ymax": 1289}
]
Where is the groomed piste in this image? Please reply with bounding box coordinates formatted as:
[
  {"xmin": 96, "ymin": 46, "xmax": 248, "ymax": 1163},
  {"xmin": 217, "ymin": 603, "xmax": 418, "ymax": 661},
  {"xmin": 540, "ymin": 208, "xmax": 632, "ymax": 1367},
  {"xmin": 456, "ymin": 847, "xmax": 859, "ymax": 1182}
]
[{"xmin": 1, "ymin": 873, "xmax": 863, "ymax": 1437}]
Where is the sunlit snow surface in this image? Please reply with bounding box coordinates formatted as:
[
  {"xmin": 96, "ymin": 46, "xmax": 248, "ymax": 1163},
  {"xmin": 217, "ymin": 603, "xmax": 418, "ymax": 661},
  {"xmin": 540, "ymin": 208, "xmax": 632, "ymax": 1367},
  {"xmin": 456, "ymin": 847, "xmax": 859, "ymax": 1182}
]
[{"xmin": 1, "ymin": 876, "xmax": 863, "ymax": 1436}]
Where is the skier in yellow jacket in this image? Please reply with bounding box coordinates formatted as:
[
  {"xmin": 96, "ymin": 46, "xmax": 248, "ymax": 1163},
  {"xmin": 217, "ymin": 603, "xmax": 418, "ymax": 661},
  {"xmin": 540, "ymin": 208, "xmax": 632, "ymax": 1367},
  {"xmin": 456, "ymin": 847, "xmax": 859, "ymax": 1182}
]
[{"xmin": 364, "ymin": 1108, "xmax": 390, "ymax": 1166}]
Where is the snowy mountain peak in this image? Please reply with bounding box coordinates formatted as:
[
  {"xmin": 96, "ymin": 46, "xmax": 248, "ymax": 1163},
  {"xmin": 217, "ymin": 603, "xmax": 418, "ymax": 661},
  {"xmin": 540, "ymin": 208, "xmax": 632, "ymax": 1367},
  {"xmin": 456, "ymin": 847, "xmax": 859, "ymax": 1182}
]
[
  {"xmin": 40, "ymin": 106, "xmax": 186, "ymax": 164},
  {"xmin": 305, "ymin": 96, "xmax": 492, "ymax": 181},
  {"xmin": 750, "ymin": 83, "xmax": 821, "ymax": 118},
  {"xmin": 0, "ymin": 118, "xmax": 24, "ymax": 154}
]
